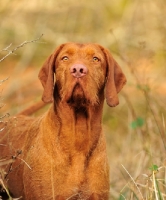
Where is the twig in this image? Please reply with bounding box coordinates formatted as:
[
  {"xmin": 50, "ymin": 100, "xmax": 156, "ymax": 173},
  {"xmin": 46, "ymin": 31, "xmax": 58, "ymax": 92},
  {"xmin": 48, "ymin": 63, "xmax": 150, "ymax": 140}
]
[
  {"xmin": 121, "ymin": 164, "xmax": 144, "ymax": 200},
  {"xmin": 0, "ymin": 78, "xmax": 9, "ymax": 86},
  {"xmin": 136, "ymin": 183, "xmax": 166, "ymax": 197},
  {"xmin": 153, "ymin": 171, "xmax": 159, "ymax": 200},
  {"xmin": 66, "ymin": 193, "xmax": 81, "ymax": 200},
  {"xmin": 0, "ymin": 113, "xmax": 10, "ymax": 120},
  {"xmin": 0, "ymin": 43, "xmax": 12, "ymax": 52},
  {"xmin": 0, "ymin": 158, "xmax": 14, "ymax": 167},
  {"xmin": 18, "ymin": 158, "xmax": 32, "ymax": 170},
  {"xmin": 0, "ymin": 178, "xmax": 11, "ymax": 199},
  {"xmin": 4, "ymin": 150, "xmax": 22, "ymax": 179},
  {"xmin": 0, "ymin": 177, "xmax": 22, "ymax": 199},
  {"xmin": 0, "ymin": 34, "xmax": 43, "ymax": 63}
]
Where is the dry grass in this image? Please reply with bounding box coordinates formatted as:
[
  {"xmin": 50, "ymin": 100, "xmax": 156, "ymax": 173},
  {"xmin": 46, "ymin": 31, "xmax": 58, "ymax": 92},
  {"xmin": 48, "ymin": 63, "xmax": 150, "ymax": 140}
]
[{"xmin": 0, "ymin": 0, "xmax": 166, "ymax": 199}]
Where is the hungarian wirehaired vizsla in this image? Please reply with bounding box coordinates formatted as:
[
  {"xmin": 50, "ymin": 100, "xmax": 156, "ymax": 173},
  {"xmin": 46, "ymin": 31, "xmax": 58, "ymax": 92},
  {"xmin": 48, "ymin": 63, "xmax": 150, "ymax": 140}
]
[{"xmin": 0, "ymin": 43, "xmax": 126, "ymax": 199}]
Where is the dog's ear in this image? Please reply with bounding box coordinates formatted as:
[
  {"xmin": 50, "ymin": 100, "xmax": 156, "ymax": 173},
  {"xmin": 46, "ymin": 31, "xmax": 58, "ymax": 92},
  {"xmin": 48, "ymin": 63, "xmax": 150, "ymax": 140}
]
[
  {"xmin": 38, "ymin": 44, "xmax": 65, "ymax": 103},
  {"xmin": 103, "ymin": 48, "xmax": 126, "ymax": 107}
]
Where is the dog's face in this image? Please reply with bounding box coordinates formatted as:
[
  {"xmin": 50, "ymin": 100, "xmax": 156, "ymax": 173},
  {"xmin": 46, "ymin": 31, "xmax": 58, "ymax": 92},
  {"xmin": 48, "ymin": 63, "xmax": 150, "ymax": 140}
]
[
  {"xmin": 54, "ymin": 43, "xmax": 107, "ymax": 107},
  {"xmin": 38, "ymin": 43, "xmax": 126, "ymax": 107}
]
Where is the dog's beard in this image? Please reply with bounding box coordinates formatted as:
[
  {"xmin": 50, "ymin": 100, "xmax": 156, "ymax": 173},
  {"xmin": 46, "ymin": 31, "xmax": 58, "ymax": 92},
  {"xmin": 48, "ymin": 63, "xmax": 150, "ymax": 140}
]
[
  {"xmin": 56, "ymin": 79, "xmax": 99, "ymax": 107},
  {"xmin": 67, "ymin": 83, "xmax": 90, "ymax": 108}
]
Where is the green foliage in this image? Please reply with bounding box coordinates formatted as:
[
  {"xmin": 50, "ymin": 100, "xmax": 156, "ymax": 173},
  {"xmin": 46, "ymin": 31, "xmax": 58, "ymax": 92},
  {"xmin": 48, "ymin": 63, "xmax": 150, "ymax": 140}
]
[
  {"xmin": 155, "ymin": 178, "xmax": 163, "ymax": 200},
  {"xmin": 137, "ymin": 84, "xmax": 150, "ymax": 92},
  {"xmin": 130, "ymin": 117, "xmax": 144, "ymax": 129},
  {"xmin": 118, "ymin": 194, "xmax": 125, "ymax": 200},
  {"xmin": 149, "ymin": 164, "xmax": 159, "ymax": 172}
]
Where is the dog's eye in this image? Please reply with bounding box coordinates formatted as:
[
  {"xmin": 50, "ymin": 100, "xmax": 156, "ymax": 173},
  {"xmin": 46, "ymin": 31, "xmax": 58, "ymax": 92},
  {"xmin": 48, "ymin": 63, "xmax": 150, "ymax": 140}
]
[
  {"xmin": 62, "ymin": 56, "xmax": 69, "ymax": 61},
  {"xmin": 93, "ymin": 57, "xmax": 100, "ymax": 62}
]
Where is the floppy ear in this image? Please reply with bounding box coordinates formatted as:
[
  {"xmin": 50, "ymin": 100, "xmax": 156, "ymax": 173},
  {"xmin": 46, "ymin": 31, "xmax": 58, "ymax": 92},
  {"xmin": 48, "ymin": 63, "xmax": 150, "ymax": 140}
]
[
  {"xmin": 38, "ymin": 44, "xmax": 65, "ymax": 103},
  {"xmin": 103, "ymin": 48, "xmax": 127, "ymax": 107}
]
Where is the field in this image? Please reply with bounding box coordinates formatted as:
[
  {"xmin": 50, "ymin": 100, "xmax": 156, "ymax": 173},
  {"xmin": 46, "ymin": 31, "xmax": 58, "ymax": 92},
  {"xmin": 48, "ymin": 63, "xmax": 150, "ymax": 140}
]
[{"xmin": 0, "ymin": 0, "xmax": 166, "ymax": 199}]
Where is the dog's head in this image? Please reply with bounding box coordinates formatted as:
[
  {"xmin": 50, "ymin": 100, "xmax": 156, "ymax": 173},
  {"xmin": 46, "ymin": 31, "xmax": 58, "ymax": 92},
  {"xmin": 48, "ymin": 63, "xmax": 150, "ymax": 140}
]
[{"xmin": 38, "ymin": 43, "xmax": 126, "ymax": 107}]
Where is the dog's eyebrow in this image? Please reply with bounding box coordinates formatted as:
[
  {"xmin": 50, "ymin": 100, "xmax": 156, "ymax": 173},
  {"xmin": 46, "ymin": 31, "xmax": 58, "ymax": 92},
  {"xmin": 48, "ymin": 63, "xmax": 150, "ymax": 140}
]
[
  {"xmin": 61, "ymin": 48, "xmax": 76, "ymax": 55},
  {"xmin": 81, "ymin": 49, "xmax": 103, "ymax": 60},
  {"xmin": 82, "ymin": 46, "xmax": 102, "ymax": 56}
]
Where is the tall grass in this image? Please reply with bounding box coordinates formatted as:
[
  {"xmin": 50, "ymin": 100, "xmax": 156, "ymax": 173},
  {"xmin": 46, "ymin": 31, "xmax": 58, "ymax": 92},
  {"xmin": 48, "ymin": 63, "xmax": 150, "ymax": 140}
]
[
  {"xmin": 0, "ymin": 79, "xmax": 13, "ymax": 200},
  {"xmin": 106, "ymin": 37, "xmax": 166, "ymax": 200}
]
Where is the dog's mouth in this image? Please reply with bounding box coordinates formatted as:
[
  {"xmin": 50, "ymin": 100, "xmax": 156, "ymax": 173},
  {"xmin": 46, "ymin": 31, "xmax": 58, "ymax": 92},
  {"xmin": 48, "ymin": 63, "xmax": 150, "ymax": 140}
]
[
  {"xmin": 66, "ymin": 82, "xmax": 89, "ymax": 108},
  {"xmin": 58, "ymin": 77, "xmax": 98, "ymax": 108}
]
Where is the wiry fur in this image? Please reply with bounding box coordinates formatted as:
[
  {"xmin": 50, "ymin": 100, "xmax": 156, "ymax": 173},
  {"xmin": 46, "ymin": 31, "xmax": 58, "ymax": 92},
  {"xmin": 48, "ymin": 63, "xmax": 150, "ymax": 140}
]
[{"xmin": 0, "ymin": 43, "xmax": 126, "ymax": 199}]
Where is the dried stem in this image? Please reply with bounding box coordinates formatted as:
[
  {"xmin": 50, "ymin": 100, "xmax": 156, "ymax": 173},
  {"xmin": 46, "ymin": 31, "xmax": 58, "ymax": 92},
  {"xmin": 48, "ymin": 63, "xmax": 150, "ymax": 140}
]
[
  {"xmin": 0, "ymin": 34, "xmax": 43, "ymax": 63},
  {"xmin": 121, "ymin": 164, "xmax": 144, "ymax": 200}
]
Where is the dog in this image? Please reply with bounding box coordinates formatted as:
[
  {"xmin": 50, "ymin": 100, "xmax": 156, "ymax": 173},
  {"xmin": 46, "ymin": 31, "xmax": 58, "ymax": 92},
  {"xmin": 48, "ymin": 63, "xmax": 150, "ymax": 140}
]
[{"xmin": 0, "ymin": 43, "xmax": 126, "ymax": 199}]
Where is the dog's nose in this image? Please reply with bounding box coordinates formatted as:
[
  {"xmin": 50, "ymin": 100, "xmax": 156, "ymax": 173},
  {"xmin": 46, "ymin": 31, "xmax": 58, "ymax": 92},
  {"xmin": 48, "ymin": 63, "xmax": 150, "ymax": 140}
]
[{"xmin": 70, "ymin": 64, "xmax": 88, "ymax": 78}]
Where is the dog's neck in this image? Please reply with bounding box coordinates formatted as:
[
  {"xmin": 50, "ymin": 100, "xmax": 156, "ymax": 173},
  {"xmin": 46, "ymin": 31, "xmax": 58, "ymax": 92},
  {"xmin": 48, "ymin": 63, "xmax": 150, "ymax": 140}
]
[{"xmin": 43, "ymin": 96, "xmax": 104, "ymax": 156}]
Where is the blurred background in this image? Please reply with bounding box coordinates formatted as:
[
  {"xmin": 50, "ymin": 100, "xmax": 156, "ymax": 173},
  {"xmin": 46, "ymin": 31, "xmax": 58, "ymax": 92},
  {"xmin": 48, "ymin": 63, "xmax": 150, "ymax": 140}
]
[{"xmin": 0, "ymin": 0, "xmax": 166, "ymax": 199}]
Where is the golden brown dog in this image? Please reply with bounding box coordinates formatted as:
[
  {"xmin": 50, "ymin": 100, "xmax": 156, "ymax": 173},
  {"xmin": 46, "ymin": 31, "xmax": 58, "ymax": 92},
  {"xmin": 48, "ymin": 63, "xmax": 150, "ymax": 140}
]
[{"xmin": 0, "ymin": 43, "xmax": 126, "ymax": 200}]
